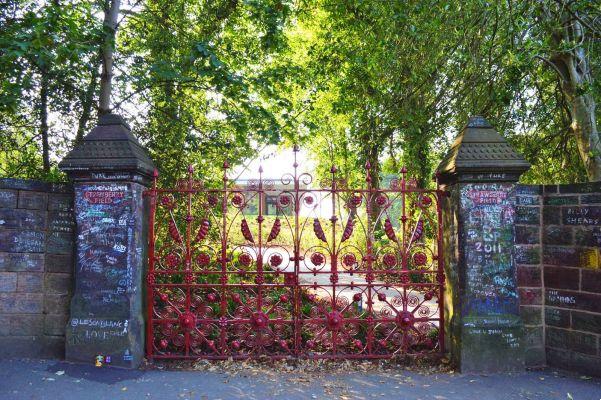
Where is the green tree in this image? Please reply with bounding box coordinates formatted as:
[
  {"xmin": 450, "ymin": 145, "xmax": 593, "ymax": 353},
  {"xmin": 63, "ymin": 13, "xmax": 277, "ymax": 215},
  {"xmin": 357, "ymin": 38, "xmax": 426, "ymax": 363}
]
[
  {"xmin": 0, "ymin": 0, "xmax": 103, "ymax": 179},
  {"xmin": 0, "ymin": 0, "xmax": 598, "ymax": 185},
  {"xmin": 534, "ymin": 0, "xmax": 601, "ymax": 181},
  {"xmin": 286, "ymin": 0, "xmax": 597, "ymax": 185},
  {"xmin": 116, "ymin": 0, "xmax": 297, "ymax": 184}
]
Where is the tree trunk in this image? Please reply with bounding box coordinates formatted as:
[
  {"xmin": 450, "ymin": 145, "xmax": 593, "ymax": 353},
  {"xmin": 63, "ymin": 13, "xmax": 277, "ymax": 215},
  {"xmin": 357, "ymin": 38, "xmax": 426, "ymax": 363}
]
[
  {"xmin": 76, "ymin": 60, "xmax": 101, "ymax": 143},
  {"xmin": 570, "ymin": 91, "xmax": 601, "ymax": 181},
  {"xmin": 403, "ymin": 126, "xmax": 431, "ymax": 188},
  {"xmin": 544, "ymin": 4, "xmax": 601, "ymax": 181},
  {"xmin": 366, "ymin": 144, "xmax": 380, "ymax": 191},
  {"xmin": 557, "ymin": 20, "xmax": 601, "ymax": 181},
  {"xmin": 40, "ymin": 70, "xmax": 50, "ymax": 173},
  {"xmin": 363, "ymin": 134, "xmax": 381, "ymax": 221},
  {"xmin": 98, "ymin": 0, "xmax": 121, "ymax": 115}
]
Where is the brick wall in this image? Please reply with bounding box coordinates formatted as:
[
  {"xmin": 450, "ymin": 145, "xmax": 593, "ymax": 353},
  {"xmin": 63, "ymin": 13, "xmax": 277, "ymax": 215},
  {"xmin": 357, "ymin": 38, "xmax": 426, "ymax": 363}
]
[
  {"xmin": 1, "ymin": 174, "xmax": 598, "ymax": 370},
  {"xmin": 542, "ymin": 182, "xmax": 601, "ymax": 375},
  {"xmin": 516, "ymin": 182, "xmax": 601, "ymax": 375},
  {"xmin": 0, "ymin": 179, "xmax": 74, "ymax": 358},
  {"xmin": 514, "ymin": 185, "xmax": 545, "ymax": 368}
]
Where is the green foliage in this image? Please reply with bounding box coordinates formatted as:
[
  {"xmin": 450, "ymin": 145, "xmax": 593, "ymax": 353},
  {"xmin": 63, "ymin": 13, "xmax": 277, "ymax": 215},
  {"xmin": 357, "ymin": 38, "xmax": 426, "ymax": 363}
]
[
  {"xmin": 0, "ymin": 0, "xmax": 103, "ymax": 180},
  {"xmin": 0, "ymin": 0, "xmax": 598, "ymax": 184},
  {"xmin": 117, "ymin": 0, "xmax": 298, "ymax": 185},
  {"xmin": 284, "ymin": 0, "xmax": 597, "ymax": 185}
]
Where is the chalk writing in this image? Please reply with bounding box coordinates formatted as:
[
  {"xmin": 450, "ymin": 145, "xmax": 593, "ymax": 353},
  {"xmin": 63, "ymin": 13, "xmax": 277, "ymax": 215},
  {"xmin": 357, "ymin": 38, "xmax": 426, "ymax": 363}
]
[
  {"xmin": 90, "ymin": 172, "xmax": 133, "ymax": 181},
  {"xmin": 465, "ymin": 327, "xmax": 520, "ymax": 348},
  {"xmin": 0, "ymin": 230, "xmax": 45, "ymax": 253},
  {"xmin": 461, "ymin": 183, "xmax": 519, "ymax": 317},
  {"xmin": 74, "ymin": 183, "xmax": 135, "ymax": 311},
  {"xmin": 84, "ymin": 190, "xmax": 125, "ymax": 204},
  {"xmin": 563, "ymin": 206, "xmax": 601, "ymax": 225},
  {"xmin": 49, "ymin": 211, "xmax": 74, "ymax": 232},
  {"xmin": 75, "ymin": 328, "xmax": 127, "ymax": 342},
  {"xmin": 67, "ymin": 182, "xmax": 145, "ymax": 367},
  {"xmin": 547, "ymin": 289, "xmax": 576, "ymax": 305},
  {"xmin": 71, "ymin": 318, "xmax": 124, "ymax": 328},
  {"xmin": 475, "ymin": 173, "xmax": 508, "ymax": 181},
  {"xmin": 466, "ymin": 190, "xmax": 508, "ymax": 205}
]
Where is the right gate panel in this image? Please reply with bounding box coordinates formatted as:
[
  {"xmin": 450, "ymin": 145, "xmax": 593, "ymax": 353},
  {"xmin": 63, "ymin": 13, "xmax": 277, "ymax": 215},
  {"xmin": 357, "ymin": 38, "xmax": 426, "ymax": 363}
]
[{"xmin": 292, "ymin": 166, "xmax": 445, "ymax": 358}]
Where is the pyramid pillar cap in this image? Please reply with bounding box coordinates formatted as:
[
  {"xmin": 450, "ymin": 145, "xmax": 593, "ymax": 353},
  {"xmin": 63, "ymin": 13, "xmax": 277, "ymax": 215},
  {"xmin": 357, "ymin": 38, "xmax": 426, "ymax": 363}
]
[
  {"xmin": 59, "ymin": 113, "xmax": 155, "ymax": 185},
  {"xmin": 436, "ymin": 116, "xmax": 530, "ymax": 185}
]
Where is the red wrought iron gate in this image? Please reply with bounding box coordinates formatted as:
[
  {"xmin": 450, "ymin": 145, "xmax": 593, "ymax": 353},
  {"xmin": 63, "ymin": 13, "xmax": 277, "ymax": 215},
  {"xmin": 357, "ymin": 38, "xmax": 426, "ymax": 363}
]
[{"xmin": 145, "ymin": 148, "xmax": 445, "ymax": 360}]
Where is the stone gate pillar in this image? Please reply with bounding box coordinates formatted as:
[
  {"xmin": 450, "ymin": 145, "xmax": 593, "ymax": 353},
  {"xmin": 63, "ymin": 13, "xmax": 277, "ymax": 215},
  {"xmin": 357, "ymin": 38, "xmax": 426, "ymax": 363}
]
[
  {"xmin": 59, "ymin": 114, "xmax": 155, "ymax": 368},
  {"xmin": 436, "ymin": 116, "xmax": 531, "ymax": 373}
]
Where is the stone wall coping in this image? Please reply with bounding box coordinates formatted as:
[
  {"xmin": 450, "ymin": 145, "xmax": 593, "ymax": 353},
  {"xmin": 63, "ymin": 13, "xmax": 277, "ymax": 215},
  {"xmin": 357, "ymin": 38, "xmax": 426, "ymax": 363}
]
[
  {"xmin": 518, "ymin": 182, "xmax": 601, "ymax": 194},
  {"xmin": 0, "ymin": 178, "xmax": 72, "ymax": 194}
]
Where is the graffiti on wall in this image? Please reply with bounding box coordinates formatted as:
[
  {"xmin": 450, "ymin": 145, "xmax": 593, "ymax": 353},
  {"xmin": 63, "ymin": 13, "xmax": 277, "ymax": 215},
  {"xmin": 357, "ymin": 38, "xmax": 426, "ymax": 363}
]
[
  {"xmin": 75, "ymin": 183, "xmax": 134, "ymax": 311},
  {"xmin": 461, "ymin": 183, "xmax": 519, "ymax": 317}
]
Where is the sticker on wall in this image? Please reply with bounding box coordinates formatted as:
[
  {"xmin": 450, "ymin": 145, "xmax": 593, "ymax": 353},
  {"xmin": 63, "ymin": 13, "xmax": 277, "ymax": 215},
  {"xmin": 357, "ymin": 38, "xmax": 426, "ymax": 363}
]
[{"xmin": 95, "ymin": 354, "xmax": 104, "ymax": 367}]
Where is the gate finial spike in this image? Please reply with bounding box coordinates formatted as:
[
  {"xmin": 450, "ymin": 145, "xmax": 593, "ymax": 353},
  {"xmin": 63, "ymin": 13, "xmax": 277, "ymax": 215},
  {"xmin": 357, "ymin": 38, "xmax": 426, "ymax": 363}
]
[
  {"xmin": 188, "ymin": 165, "xmax": 194, "ymax": 174},
  {"xmin": 293, "ymin": 145, "xmax": 299, "ymax": 168},
  {"xmin": 365, "ymin": 161, "xmax": 371, "ymax": 169},
  {"xmin": 153, "ymin": 169, "xmax": 159, "ymax": 178},
  {"xmin": 259, "ymin": 165, "xmax": 263, "ymax": 173},
  {"xmin": 223, "ymin": 160, "xmax": 229, "ymax": 169},
  {"xmin": 330, "ymin": 165, "xmax": 337, "ymax": 174}
]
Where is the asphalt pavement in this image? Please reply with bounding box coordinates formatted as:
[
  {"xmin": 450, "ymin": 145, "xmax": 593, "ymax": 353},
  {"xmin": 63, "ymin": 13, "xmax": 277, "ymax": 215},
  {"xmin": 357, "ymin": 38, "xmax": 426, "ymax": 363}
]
[{"xmin": 0, "ymin": 358, "xmax": 600, "ymax": 400}]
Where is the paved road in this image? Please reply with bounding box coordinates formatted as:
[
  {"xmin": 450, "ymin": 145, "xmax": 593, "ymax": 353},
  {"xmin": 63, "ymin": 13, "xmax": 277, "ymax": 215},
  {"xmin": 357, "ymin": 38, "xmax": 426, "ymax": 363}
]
[
  {"xmin": 1, "ymin": 358, "xmax": 600, "ymax": 400},
  {"xmin": 259, "ymin": 246, "xmax": 440, "ymax": 317}
]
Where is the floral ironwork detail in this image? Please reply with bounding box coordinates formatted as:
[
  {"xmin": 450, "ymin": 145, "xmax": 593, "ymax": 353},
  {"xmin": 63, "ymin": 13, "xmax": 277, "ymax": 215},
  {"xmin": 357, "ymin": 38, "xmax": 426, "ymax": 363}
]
[
  {"xmin": 267, "ymin": 218, "xmax": 281, "ymax": 242},
  {"xmin": 384, "ymin": 218, "xmax": 397, "ymax": 242},
  {"xmin": 240, "ymin": 219, "xmax": 254, "ymax": 243},
  {"xmin": 341, "ymin": 216, "xmax": 354, "ymax": 242},
  {"xmin": 145, "ymin": 149, "xmax": 444, "ymax": 360},
  {"xmin": 195, "ymin": 219, "xmax": 210, "ymax": 242},
  {"xmin": 313, "ymin": 218, "xmax": 327, "ymax": 242}
]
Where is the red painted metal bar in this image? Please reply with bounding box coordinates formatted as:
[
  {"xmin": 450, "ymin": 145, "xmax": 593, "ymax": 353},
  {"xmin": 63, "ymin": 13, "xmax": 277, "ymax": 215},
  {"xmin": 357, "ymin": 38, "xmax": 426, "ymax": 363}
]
[
  {"xmin": 145, "ymin": 169, "xmax": 158, "ymax": 358},
  {"xmin": 436, "ymin": 173, "xmax": 446, "ymax": 354},
  {"xmin": 219, "ymin": 161, "xmax": 229, "ymax": 355},
  {"xmin": 293, "ymin": 146, "xmax": 301, "ymax": 356},
  {"xmin": 365, "ymin": 161, "xmax": 374, "ymax": 356}
]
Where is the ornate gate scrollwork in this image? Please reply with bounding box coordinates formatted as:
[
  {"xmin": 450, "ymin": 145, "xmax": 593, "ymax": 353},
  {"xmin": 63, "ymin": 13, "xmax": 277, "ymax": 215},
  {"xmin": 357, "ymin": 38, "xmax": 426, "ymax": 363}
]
[{"xmin": 145, "ymin": 148, "xmax": 445, "ymax": 359}]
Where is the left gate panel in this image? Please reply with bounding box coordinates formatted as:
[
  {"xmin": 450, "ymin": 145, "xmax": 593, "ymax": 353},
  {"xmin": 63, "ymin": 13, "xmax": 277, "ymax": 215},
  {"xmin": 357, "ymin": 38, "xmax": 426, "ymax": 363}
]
[
  {"xmin": 147, "ymin": 177, "xmax": 298, "ymax": 359},
  {"xmin": 148, "ymin": 186, "xmax": 224, "ymax": 358}
]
